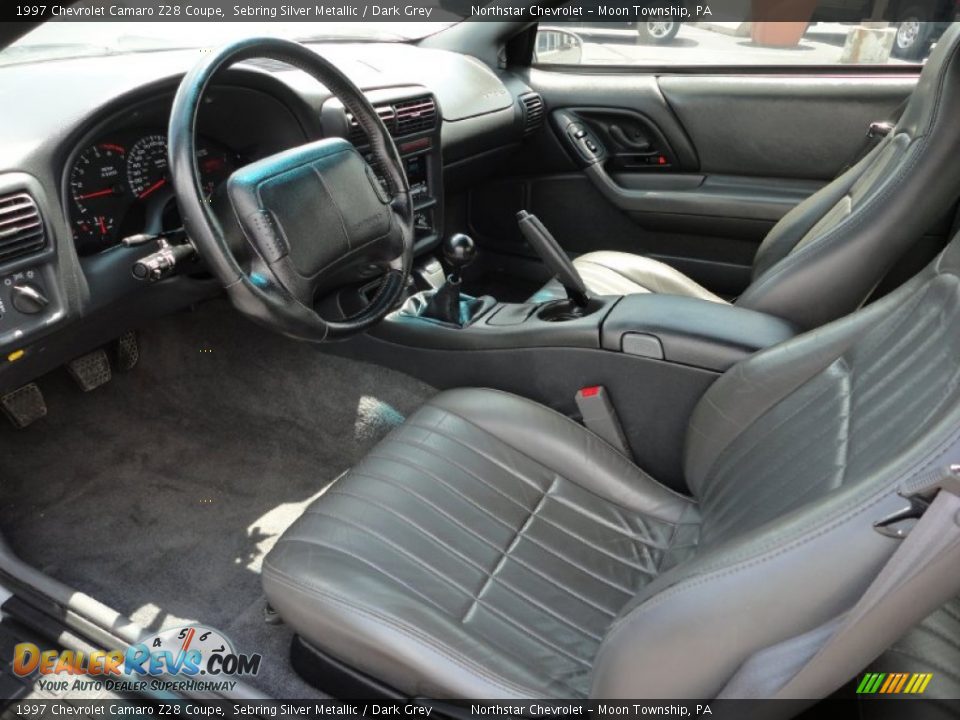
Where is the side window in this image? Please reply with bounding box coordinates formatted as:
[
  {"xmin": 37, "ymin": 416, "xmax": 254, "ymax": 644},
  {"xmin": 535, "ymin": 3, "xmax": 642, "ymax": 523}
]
[{"xmin": 534, "ymin": 16, "xmax": 958, "ymax": 67}]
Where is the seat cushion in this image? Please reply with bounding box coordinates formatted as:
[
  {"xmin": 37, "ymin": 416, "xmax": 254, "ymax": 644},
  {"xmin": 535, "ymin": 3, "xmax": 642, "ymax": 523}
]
[
  {"xmin": 263, "ymin": 388, "xmax": 700, "ymax": 699},
  {"xmin": 530, "ymin": 251, "xmax": 729, "ymax": 304}
]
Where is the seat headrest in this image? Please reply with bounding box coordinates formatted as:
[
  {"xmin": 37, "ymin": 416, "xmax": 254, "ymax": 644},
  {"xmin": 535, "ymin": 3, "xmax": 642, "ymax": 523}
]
[{"xmin": 897, "ymin": 23, "xmax": 960, "ymax": 138}]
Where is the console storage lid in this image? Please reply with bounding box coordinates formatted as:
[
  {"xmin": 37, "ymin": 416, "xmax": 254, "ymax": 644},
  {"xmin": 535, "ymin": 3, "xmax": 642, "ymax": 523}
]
[{"xmin": 601, "ymin": 294, "xmax": 797, "ymax": 372}]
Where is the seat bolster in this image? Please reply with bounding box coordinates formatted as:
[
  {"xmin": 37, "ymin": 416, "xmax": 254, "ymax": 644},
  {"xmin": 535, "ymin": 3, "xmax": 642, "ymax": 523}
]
[
  {"xmin": 578, "ymin": 252, "xmax": 728, "ymax": 303},
  {"xmin": 263, "ymin": 547, "xmax": 550, "ymax": 698},
  {"xmin": 530, "ymin": 252, "xmax": 727, "ymax": 305},
  {"xmin": 428, "ymin": 388, "xmax": 695, "ymax": 525}
]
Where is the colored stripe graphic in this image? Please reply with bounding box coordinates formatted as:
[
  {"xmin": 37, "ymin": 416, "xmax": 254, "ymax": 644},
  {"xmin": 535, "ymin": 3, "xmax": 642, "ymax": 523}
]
[{"xmin": 857, "ymin": 672, "xmax": 933, "ymax": 694}]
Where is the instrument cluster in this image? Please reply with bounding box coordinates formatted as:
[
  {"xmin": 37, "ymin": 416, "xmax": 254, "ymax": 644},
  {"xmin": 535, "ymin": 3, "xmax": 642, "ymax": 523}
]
[{"xmin": 67, "ymin": 131, "xmax": 239, "ymax": 256}]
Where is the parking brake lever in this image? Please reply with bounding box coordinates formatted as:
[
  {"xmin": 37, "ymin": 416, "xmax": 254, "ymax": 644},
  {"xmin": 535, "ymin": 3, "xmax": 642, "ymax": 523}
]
[{"xmin": 517, "ymin": 210, "xmax": 589, "ymax": 308}]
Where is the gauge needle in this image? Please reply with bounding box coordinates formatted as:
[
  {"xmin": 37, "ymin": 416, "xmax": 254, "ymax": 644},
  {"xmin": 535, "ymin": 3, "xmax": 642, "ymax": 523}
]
[
  {"xmin": 97, "ymin": 217, "xmax": 107, "ymax": 235},
  {"xmin": 138, "ymin": 178, "xmax": 167, "ymax": 200},
  {"xmin": 77, "ymin": 188, "xmax": 115, "ymax": 201}
]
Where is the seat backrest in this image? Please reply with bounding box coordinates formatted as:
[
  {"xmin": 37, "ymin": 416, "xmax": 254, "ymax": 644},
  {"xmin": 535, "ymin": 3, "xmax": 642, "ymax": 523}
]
[
  {"xmin": 591, "ymin": 235, "xmax": 960, "ymax": 698},
  {"xmin": 736, "ymin": 23, "xmax": 960, "ymax": 330}
]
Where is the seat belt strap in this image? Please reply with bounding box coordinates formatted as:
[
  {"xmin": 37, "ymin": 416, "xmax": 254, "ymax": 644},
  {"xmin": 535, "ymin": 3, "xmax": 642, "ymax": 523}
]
[{"xmin": 771, "ymin": 463, "xmax": 960, "ymax": 699}]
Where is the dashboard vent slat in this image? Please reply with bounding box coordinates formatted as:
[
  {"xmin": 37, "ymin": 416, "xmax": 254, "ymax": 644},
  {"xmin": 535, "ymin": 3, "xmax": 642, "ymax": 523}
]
[
  {"xmin": 394, "ymin": 96, "xmax": 437, "ymax": 136},
  {"xmin": 346, "ymin": 96, "xmax": 437, "ymax": 146},
  {"xmin": 347, "ymin": 104, "xmax": 397, "ymax": 146},
  {"xmin": 0, "ymin": 192, "xmax": 46, "ymax": 263},
  {"xmin": 520, "ymin": 93, "xmax": 545, "ymax": 135}
]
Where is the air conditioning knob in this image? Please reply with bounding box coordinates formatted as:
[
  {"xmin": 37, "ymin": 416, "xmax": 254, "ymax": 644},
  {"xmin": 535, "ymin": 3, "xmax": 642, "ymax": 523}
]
[{"xmin": 11, "ymin": 283, "xmax": 49, "ymax": 315}]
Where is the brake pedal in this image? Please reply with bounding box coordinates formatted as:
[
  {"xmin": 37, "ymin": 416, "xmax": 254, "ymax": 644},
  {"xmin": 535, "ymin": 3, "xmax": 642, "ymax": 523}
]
[
  {"xmin": 1, "ymin": 383, "xmax": 47, "ymax": 429},
  {"xmin": 66, "ymin": 349, "xmax": 112, "ymax": 392},
  {"xmin": 114, "ymin": 331, "xmax": 140, "ymax": 372}
]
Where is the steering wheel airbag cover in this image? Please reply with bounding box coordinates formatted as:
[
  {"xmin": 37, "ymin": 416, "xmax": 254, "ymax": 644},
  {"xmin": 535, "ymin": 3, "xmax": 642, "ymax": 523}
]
[{"xmin": 228, "ymin": 137, "xmax": 398, "ymax": 284}]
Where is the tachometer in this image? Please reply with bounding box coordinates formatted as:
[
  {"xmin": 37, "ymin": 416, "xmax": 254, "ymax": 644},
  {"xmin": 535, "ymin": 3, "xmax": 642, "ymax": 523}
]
[
  {"xmin": 69, "ymin": 143, "xmax": 127, "ymax": 213},
  {"xmin": 69, "ymin": 143, "xmax": 129, "ymax": 252},
  {"xmin": 127, "ymin": 134, "xmax": 170, "ymax": 200}
]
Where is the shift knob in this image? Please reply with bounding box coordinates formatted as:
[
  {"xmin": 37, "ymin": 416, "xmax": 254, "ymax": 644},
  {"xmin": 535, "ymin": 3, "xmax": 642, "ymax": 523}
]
[{"xmin": 443, "ymin": 233, "xmax": 476, "ymax": 280}]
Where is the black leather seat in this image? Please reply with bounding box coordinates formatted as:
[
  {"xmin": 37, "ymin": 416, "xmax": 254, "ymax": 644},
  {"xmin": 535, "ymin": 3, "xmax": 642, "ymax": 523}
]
[
  {"xmin": 263, "ymin": 235, "xmax": 960, "ymax": 699},
  {"xmin": 534, "ymin": 23, "xmax": 960, "ymax": 330}
]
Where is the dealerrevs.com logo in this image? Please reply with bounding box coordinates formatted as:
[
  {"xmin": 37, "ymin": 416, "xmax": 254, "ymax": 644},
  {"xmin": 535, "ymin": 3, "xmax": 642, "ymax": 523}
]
[{"xmin": 12, "ymin": 625, "xmax": 262, "ymax": 694}]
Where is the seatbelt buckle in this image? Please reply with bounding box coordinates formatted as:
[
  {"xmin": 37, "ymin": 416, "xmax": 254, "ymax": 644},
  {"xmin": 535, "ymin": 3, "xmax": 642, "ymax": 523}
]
[
  {"xmin": 575, "ymin": 385, "xmax": 632, "ymax": 458},
  {"xmin": 873, "ymin": 464, "xmax": 960, "ymax": 539}
]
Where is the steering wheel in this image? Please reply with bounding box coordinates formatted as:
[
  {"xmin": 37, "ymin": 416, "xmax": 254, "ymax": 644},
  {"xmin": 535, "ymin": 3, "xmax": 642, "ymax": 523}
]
[{"xmin": 168, "ymin": 37, "xmax": 414, "ymax": 342}]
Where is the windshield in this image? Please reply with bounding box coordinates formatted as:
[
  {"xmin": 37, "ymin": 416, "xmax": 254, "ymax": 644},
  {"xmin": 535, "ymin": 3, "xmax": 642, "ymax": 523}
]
[{"xmin": 1, "ymin": 13, "xmax": 457, "ymax": 67}]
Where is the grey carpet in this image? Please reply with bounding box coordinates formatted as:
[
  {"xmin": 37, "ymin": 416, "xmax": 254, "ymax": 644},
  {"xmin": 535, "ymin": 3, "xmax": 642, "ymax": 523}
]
[{"xmin": 0, "ymin": 299, "xmax": 436, "ymax": 698}]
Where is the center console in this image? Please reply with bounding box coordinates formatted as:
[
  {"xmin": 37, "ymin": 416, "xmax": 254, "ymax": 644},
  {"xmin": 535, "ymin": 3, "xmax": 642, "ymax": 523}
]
[
  {"xmin": 392, "ymin": 140, "xmax": 441, "ymax": 254},
  {"xmin": 382, "ymin": 214, "xmax": 797, "ymax": 371},
  {"xmin": 378, "ymin": 290, "xmax": 795, "ymax": 371}
]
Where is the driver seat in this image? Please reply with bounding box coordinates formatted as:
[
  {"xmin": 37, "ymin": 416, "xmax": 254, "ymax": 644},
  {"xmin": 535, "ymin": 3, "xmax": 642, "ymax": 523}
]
[
  {"xmin": 263, "ymin": 236, "xmax": 960, "ymax": 699},
  {"xmin": 533, "ymin": 23, "xmax": 960, "ymax": 330}
]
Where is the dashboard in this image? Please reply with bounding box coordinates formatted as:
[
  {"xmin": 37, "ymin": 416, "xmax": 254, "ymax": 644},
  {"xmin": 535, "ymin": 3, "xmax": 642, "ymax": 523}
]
[{"xmin": 0, "ymin": 39, "xmax": 538, "ymax": 394}]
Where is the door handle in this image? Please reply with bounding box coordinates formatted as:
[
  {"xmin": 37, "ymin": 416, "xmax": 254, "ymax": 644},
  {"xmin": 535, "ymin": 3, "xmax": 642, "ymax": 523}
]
[{"xmin": 609, "ymin": 124, "xmax": 651, "ymax": 152}]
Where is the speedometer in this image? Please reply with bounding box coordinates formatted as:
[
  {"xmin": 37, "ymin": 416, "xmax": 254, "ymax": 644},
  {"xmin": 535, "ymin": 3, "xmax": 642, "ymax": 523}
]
[
  {"xmin": 127, "ymin": 134, "xmax": 238, "ymax": 201},
  {"xmin": 127, "ymin": 134, "xmax": 169, "ymax": 200}
]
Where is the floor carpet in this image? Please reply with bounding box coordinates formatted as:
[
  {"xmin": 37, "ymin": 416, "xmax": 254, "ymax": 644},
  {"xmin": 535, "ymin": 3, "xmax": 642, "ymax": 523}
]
[{"xmin": 0, "ymin": 299, "xmax": 436, "ymax": 698}]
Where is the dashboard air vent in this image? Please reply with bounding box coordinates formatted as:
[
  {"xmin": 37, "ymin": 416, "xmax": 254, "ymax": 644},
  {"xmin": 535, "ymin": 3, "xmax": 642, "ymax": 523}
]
[
  {"xmin": 0, "ymin": 192, "xmax": 46, "ymax": 264},
  {"xmin": 347, "ymin": 104, "xmax": 397, "ymax": 145},
  {"xmin": 520, "ymin": 93, "xmax": 545, "ymax": 135},
  {"xmin": 394, "ymin": 96, "xmax": 437, "ymax": 136}
]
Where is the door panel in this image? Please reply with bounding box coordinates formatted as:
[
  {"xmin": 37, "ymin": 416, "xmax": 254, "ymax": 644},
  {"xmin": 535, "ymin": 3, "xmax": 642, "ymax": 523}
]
[
  {"xmin": 658, "ymin": 76, "xmax": 915, "ymax": 179},
  {"xmin": 467, "ymin": 68, "xmax": 919, "ymax": 296}
]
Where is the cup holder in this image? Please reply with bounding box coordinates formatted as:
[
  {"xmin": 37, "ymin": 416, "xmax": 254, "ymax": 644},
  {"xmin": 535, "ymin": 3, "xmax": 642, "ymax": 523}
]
[{"xmin": 537, "ymin": 298, "xmax": 601, "ymax": 322}]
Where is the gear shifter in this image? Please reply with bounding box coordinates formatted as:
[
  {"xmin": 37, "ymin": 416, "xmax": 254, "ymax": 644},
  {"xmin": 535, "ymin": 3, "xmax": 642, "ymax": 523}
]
[
  {"xmin": 420, "ymin": 233, "xmax": 479, "ymax": 325},
  {"xmin": 443, "ymin": 233, "xmax": 476, "ymax": 283}
]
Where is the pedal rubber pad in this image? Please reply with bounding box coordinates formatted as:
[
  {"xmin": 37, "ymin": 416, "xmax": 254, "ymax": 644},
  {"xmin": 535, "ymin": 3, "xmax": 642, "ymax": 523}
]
[
  {"xmin": 1, "ymin": 383, "xmax": 47, "ymax": 429},
  {"xmin": 115, "ymin": 331, "xmax": 140, "ymax": 372},
  {"xmin": 66, "ymin": 349, "xmax": 112, "ymax": 392}
]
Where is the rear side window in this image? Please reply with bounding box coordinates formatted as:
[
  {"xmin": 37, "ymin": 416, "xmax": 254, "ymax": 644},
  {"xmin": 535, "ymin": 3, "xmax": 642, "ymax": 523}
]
[{"xmin": 535, "ymin": 17, "xmax": 957, "ymax": 67}]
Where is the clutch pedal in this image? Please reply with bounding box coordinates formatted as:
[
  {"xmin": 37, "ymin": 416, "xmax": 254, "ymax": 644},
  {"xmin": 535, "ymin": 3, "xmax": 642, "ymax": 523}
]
[
  {"xmin": 66, "ymin": 349, "xmax": 112, "ymax": 392},
  {"xmin": 1, "ymin": 383, "xmax": 47, "ymax": 429}
]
